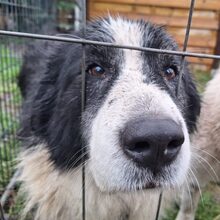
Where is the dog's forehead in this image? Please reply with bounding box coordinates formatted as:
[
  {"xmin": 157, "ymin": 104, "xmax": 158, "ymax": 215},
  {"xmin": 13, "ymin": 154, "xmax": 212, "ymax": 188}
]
[
  {"xmin": 102, "ymin": 17, "xmax": 143, "ymax": 47},
  {"xmin": 86, "ymin": 18, "xmax": 178, "ymax": 62}
]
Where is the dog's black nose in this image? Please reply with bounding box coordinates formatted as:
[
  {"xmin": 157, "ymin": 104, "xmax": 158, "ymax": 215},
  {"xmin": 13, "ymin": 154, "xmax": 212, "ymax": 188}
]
[{"xmin": 121, "ymin": 118, "xmax": 184, "ymax": 171}]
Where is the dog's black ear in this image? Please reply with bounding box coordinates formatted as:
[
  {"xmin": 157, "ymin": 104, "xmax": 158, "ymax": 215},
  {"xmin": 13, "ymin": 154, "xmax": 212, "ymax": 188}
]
[
  {"xmin": 182, "ymin": 67, "xmax": 201, "ymax": 134},
  {"xmin": 31, "ymin": 43, "xmax": 84, "ymax": 169}
]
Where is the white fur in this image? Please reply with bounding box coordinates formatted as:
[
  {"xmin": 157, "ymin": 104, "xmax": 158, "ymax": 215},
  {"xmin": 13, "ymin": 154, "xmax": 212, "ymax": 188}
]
[{"xmin": 19, "ymin": 146, "xmax": 162, "ymax": 220}]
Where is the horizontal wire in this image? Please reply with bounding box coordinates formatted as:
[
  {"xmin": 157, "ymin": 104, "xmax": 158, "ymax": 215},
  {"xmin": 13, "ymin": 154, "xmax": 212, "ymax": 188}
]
[{"xmin": 0, "ymin": 30, "xmax": 220, "ymax": 60}]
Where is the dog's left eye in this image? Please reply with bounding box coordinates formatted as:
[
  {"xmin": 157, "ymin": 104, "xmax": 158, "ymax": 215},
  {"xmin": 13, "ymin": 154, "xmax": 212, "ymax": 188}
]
[
  {"xmin": 163, "ymin": 66, "xmax": 177, "ymax": 80},
  {"xmin": 88, "ymin": 65, "xmax": 105, "ymax": 77}
]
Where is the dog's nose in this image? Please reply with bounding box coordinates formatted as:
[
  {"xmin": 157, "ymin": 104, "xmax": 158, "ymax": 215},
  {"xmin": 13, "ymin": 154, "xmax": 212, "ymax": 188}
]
[{"xmin": 121, "ymin": 118, "xmax": 184, "ymax": 171}]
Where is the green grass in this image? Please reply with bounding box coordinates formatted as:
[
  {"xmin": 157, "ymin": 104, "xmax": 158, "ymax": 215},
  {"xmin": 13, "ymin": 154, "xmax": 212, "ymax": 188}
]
[
  {"xmin": 0, "ymin": 46, "xmax": 22, "ymax": 190},
  {"xmin": 163, "ymin": 190, "xmax": 220, "ymax": 220},
  {"xmin": 193, "ymin": 69, "xmax": 212, "ymax": 94}
]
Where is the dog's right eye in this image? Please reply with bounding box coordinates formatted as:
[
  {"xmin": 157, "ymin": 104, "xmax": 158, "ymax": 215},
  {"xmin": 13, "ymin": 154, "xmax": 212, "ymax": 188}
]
[{"xmin": 88, "ymin": 65, "xmax": 105, "ymax": 78}]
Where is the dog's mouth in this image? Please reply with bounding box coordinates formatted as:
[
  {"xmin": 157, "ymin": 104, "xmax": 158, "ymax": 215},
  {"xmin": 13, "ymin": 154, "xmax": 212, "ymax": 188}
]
[
  {"xmin": 106, "ymin": 181, "xmax": 164, "ymax": 194},
  {"xmin": 143, "ymin": 182, "xmax": 161, "ymax": 189},
  {"xmin": 138, "ymin": 182, "xmax": 159, "ymax": 190}
]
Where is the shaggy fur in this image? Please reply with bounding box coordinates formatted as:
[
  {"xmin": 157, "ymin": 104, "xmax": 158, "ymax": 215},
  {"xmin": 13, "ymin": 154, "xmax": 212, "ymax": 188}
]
[
  {"xmin": 19, "ymin": 145, "xmax": 162, "ymax": 220},
  {"xmin": 176, "ymin": 69, "xmax": 220, "ymax": 220},
  {"xmin": 18, "ymin": 17, "xmax": 200, "ymax": 220}
]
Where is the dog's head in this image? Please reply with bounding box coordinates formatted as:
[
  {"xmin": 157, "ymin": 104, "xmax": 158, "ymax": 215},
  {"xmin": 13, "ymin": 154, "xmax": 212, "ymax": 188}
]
[{"xmin": 25, "ymin": 17, "xmax": 200, "ymax": 192}]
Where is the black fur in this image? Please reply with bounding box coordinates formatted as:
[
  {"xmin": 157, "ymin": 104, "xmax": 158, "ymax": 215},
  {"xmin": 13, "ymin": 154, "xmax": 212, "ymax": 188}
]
[{"xmin": 19, "ymin": 18, "xmax": 200, "ymax": 170}]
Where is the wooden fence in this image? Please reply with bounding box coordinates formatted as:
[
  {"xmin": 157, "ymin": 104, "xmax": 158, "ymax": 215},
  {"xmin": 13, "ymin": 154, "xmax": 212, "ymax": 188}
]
[{"xmin": 88, "ymin": 0, "xmax": 220, "ymax": 71}]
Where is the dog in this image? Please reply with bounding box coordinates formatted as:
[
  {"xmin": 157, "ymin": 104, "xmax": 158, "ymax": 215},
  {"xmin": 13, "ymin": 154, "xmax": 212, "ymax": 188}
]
[
  {"xmin": 176, "ymin": 69, "xmax": 220, "ymax": 220},
  {"xmin": 18, "ymin": 17, "xmax": 200, "ymax": 220}
]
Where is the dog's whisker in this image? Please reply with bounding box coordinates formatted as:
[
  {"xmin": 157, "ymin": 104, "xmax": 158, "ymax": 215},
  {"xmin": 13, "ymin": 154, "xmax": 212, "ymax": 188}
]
[
  {"xmin": 67, "ymin": 150, "xmax": 89, "ymax": 169},
  {"xmin": 191, "ymin": 154, "xmax": 216, "ymax": 182},
  {"xmin": 188, "ymin": 167, "xmax": 204, "ymax": 205},
  {"xmin": 184, "ymin": 176, "xmax": 193, "ymax": 212},
  {"xmin": 193, "ymin": 154, "xmax": 219, "ymax": 181},
  {"xmin": 191, "ymin": 146, "xmax": 220, "ymax": 163},
  {"xmin": 64, "ymin": 145, "xmax": 89, "ymax": 168}
]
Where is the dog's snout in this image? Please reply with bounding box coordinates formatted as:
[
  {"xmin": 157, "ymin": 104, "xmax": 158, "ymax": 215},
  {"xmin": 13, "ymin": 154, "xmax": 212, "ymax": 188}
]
[{"xmin": 122, "ymin": 118, "xmax": 184, "ymax": 171}]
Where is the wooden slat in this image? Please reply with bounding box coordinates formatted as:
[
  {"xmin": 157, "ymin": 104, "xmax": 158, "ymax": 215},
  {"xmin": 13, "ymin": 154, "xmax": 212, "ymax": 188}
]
[
  {"xmin": 93, "ymin": 2, "xmax": 133, "ymax": 12},
  {"xmin": 89, "ymin": 10, "xmax": 219, "ymax": 30},
  {"xmin": 174, "ymin": 35, "xmax": 216, "ymax": 48},
  {"xmin": 96, "ymin": 0, "xmax": 220, "ymax": 11},
  {"xmin": 135, "ymin": 6, "xmax": 217, "ymax": 18},
  {"xmin": 187, "ymin": 57, "xmax": 213, "ymax": 65},
  {"xmin": 168, "ymin": 27, "xmax": 217, "ymax": 37},
  {"xmin": 178, "ymin": 46, "xmax": 215, "ymax": 54}
]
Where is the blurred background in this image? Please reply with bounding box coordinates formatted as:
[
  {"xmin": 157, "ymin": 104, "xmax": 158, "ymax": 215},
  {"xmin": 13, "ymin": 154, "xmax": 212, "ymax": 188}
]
[{"xmin": 0, "ymin": 0, "xmax": 219, "ymax": 219}]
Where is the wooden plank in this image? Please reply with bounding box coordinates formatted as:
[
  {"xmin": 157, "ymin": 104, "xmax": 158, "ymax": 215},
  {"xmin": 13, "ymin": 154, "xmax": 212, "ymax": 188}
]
[
  {"xmin": 135, "ymin": 6, "xmax": 217, "ymax": 18},
  {"xmin": 95, "ymin": 0, "xmax": 220, "ymax": 11},
  {"xmin": 178, "ymin": 46, "xmax": 215, "ymax": 54},
  {"xmin": 90, "ymin": 1, "xmax": 219, "ymax": 21},
  {"xmin": 213, "ymin": 13, "xmax": 220, "ymax": 69},
  {"xmin": 174, "ymin": 35, "xmax": 216, "ymax": 48},
  {"xmin": 168, "ymin": 27, "xmax": 217, "ymax": 37},
  {"xmin": 89, "ymin": 11, "xmax": 219, "ymax": 30},
  {"xmin": 93, "ymin": 2, "xmax": 133, "ymax": 12},
  {"xmin": 187, "ymin": 56, "xmax": 213, "ymax": 65}
]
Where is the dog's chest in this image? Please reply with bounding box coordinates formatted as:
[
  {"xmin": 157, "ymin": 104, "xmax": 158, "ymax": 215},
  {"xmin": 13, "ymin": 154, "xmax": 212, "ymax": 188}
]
[
  {"xmin": 85, "ymin": 188, "xmax": 159, "ymax": 220},
  {"xmin": 20, "ymin": 147, "xmax": 160, "ymax": 220}
]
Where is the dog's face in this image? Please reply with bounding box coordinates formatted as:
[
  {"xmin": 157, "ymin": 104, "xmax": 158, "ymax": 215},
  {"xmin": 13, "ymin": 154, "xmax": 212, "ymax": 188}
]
[
  {"xmin": 26, "ymin": 17, "xmax": 200, "ymax": 193},
  {"xmin": 82, "ymin": 18, "xmax": 199, "ymax": 191}
]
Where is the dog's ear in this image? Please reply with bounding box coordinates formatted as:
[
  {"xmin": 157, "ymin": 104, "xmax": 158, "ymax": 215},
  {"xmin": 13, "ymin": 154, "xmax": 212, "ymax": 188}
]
[
  {"xmin": 182, "ymin": 67, "xmax": 201, "ymax": 134},
  {"xmin": 31, "ymin": 43, "xmax": 85, "ymax": 169}
]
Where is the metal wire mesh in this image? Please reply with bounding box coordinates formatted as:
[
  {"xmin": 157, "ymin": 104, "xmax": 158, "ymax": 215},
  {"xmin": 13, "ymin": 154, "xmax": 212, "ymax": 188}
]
[
  {"xmin": 0, "ymin": 0, "xmax": 55, "ymax": 218},
  {"xmin": 0, "ymin": 0, "xmax": 220, "ymax": 219}
]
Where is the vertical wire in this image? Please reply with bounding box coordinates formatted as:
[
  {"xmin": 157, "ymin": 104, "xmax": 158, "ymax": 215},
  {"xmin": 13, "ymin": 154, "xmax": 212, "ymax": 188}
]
[
  {"xmin": 7, "ymin": 1, "xmax": 19, "ymax": 167},
  {"xmin": 2, "ymin": 2, "xmax": 11, "ymax": 185},
  {"xmin": 0, "ymin": 202, "xmax": 5, "ymax": 220},
  {"xmin": 10, "ymin": 0, "xmax": 21, "ymax": 171},
  {"xmin": 155, "ymin": 192, "xmax": 163, "ymax": 220},
  {"xmin": 81, "ymin": 0, "xmax": 87, "ymax": 220},
  {"xmin": 0, "ymin": 32, "xmax": 7, "ymax": 188},
  {"xmin": 177, "ymin": 0, "xmax": 196, "ymax": 96},
  {"xmin": 5, "ymin": 1, "xmax": 18, "ymax": 167}
]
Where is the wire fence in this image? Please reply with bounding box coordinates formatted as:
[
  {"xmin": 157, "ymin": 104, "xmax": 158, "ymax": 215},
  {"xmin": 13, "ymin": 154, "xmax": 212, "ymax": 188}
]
[
  {"xmin": 0, "ymin": 0, "xmax": 220, "ymax": 219},
  {"xmin": 0, "ymin": 0, "xmax": 58, "ymax": 218}
]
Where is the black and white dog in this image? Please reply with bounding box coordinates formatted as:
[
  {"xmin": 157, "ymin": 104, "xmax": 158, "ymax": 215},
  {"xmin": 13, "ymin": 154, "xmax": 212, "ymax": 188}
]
[{"xmin": 18, "ymin": 17, "xmax": 200, "ymax": 220}]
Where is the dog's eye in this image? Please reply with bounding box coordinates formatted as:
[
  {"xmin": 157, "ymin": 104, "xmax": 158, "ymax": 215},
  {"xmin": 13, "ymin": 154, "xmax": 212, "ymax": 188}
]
[
  {"xmin": 88, "ymin": 65, "xmax": 105, "ymax": 77},
  {"xmin": 163, "ymin": 66, "xmax": 177, "ymax": 80}
]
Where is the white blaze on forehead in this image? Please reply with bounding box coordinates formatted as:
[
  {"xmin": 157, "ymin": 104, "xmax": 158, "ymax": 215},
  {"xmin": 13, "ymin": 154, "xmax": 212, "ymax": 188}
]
[
  {"xmin": 103, "ymin": 17, "xmax": 145, "ymax": 81},
  {"xmin": 103, "ymin": 17, "xmax": 143, "ymax": 46}
]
